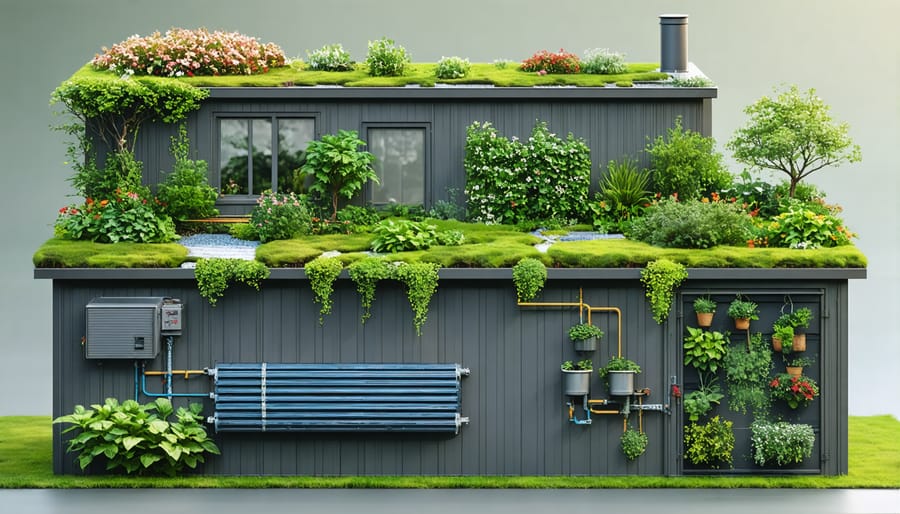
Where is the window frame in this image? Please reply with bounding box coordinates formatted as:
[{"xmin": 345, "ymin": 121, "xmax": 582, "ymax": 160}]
[
  {"xmin": 214, "ymin": 112, "xmax": 319, "ymax": 205},
  {"xmin": 362, "ymin": 122, "xmax": 432, "ymax": 208}
]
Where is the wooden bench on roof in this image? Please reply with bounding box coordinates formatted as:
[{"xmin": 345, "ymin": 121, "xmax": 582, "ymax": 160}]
[{"xmin": 183, "ymin": 216, "xmax": 250, "ymax": 224}]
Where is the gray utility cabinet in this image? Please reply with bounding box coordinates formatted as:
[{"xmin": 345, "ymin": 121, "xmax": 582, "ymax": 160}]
[{"xmin": 84, "ymin": 297, "xmax": 182, "ymax": 359}]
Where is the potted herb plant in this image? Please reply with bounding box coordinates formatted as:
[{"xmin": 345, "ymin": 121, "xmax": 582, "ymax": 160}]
[
  {"xmin": 785, "ymin": 355, "xmax": 814, "ymax": 378},
  {"xmin": 771, "ymin": 325, "xmax": 794, "ymax": 353},
  {"xmin": 620, "ymin": 426, "xmax": 648, "ymax": 461},
  {"xmin": 773, "ymin": 307, "xmax": 812, "ymax": 352},
  {"xmin": 693, "ymin": 296, "xmax": 717, "ymax": 328},
  {"xmin": 568, "ymin": 322, "xmax": 603, "ymax": 352},
  {"xmin": 561, "ymin": 359, "xmax": 592, "ymax": 396},
  {"xmin": 727, "ymin": 297, "xmax": 759, "ymax": 330},
  {"xmin": 598, "ymin": 356, "xmax": 641, "ymax": 396},
  {"xmin": 770, "ymin": 372, "xmax": 820, "ymax": 409}
]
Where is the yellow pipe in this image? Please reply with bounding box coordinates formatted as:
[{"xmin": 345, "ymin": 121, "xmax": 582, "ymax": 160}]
[
  {"xmin": 590, "ymin": 408, "xmax": 620, "ymax": 415},
  {"xmin": 517, "ymin": 289, "xmax": 623, "ymax": 358},
  {"xmin": 144, "ymin": 370, "xmax": 207, "ymax": 379}
]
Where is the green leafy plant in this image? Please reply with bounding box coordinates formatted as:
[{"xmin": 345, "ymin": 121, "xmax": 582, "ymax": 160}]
[
  {"xmin": 365, "ymin": 37, "xmax": 411, "ymax": 77},
  {"xmin": 306, "ymin": 43, "xmax": 355, "ymax": 71},
  {"xmin": 67, "ymin": 148, "xmax": 147, "ymax": 202},
  {"xmin": 598, "ymin": 356, "xmax": 641, "ymax": 378},
  {"xmin": 770, "ymin": 373, "xmax": 820, "ymax": 409},
  {"xmin": 55, "ymin": 189, "xmax": 176, "ymax": 244},
  {"xmin": 195, "ymin": 258, "xmax": 269, "ymax": 306},
  {"xmin": 645, "ymin": 117, "xmax": 732, "ymax": 200},
  {"xmin": 370, "ymin": 219, "xmax": 439, "ymax": 253},
  {"xmin": 228, "ymin": 223, "xmax": 258, "ymax": 241},
  {"xmin": 727, "ymin": 297, "xmax": 759, "ymax": 321},
  {"xmin": 750, "ymin": 420, "xmax": 815, "ymax": 467},
  {"xmin": 682, "ymin": 378, "xmax": 724, "ymax": 422},
  {"xmin": 723, "ymin": 333, "xmax": 773, "ymax": 416},
  {"xmin": 464, "ymin": 120, "xmax": 591, "ymax": 224},
  {"xmin": 520, "ymin": 49, "xmax": 580, "ymax": 74},
  {"xmin": 683, "ymin": 415, "xmax": 734, "ymax": 468},
  {"xmin": 727, "ymin": 84, "xmax": 862, "ymax": 198},
  {"xmin": 581, "ymin": 48, "xmax": 627, "ymax": 75},
  {"xmin": 435, "ymin": 229, "xmax": 465, "ymax": 247},
  {"xmin": 394, "ymin": 262, "xmax": 441, "ymax": 336},
  {"xmin": 595, "ymin": 156, "xmax": 650, "ymax": 230},
  {"xmin": 435, "ymin": 56, "xmax": 471, "ymax": 79},
  {"xmin": 786, "ymin": 355, "xmax": 815, "ymax": 368},
  {"xmin": 693, "ymin": 296, "xmax": 716, "ymax": 314},
  {"xmin": 561, "ymin": 359, "xmax": 592, "ymax": 371},
  {"xmin": 348, "ymin": 257, "xmax": 393, "ymax": 323},
  {"xmin": 773, "ymin": 325, "xmax": 795, "ymax": 353},
  {"xmin": 640, "ymin": 258, "xmax": 687, "ymax": 323},
  {"xmin": 336, "ymin": 205, "xmax": 381, "ymax": 229},
  {"xmin": 512, "ymin": 257, "xmax": 547, "ymax": 302},
  {"xmin": 250, "ymin": 191, "xmax": 311, "ymax": 243},
  {"xmin": 568, "ymin": 322, "xmax": 604, "ymax": 342},
  {"xmin": 305, "ymin": 255, "xmax": 344, "ymax": 323},
  {"xmin": 669, "ymin": 76, "xmax": 714, "ymax": 87},
  {"xmin": 762, "ymin": 207, "xmax": 855, "ymax": 248},
  {"xmin": 427, "ymin": 189, "xmax": 466, "ymax": 220},
  {"xmin": 620, "ymin": 426, "xmax": 648, "ymax": 461},
  {"xmin": 156, "ymin": 125, "xmax": 219, "ymax": 221},
  {"xmin": 683, "ymin": 327, "xmax": 728, "ymax": 373},
  {"xmin": 302, "ymin": 130, "xmax": 377, "ymax": 221},
  {"xmin": 626, "ymin": 198, "xmax": 753, "ymax": 249},
  {"xmin": 53, "ymin": 397, "xmax": 220, "ymax": 476}
]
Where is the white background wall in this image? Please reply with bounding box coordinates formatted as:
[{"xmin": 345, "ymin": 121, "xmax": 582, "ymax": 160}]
[{"xmin": 1, "ymin": 0, "xmax": 896, "ymax": 417}]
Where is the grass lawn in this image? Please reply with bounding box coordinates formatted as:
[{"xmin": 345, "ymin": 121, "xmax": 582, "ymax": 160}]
[{"xmin": 1, "ymin": 415, "xmax": 897, "ymax": 489}]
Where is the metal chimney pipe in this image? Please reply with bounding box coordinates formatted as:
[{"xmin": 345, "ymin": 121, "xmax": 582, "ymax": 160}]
[{"xmin": 660, "ymin": 14, "xmax": 688, "ymax": 73}]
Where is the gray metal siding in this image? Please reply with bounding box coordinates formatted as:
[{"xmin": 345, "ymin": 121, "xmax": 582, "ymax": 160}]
[
  {"xmin": 136, "ymin": 93, "xmax": 708, "ymax": 214},
  {"xmin": 50, "ymin": 272, "xmax": 849, "ymax": 476}
]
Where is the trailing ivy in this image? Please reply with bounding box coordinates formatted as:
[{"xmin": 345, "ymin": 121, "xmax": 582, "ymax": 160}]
[
  {"xmin": 348, "ymin": 257, "xmax": 393, "ymax": 323},
  {"xmin": 195, "ymin": 258, "xmax": 269, "ymax": 307},
  {"xmin": 305, "ymin": 255, "xmax": 344, "ymax": 323},
  {"xmin": 394, "ymin": 262, "xmax": 441, "ymax": 336},
  {"xmin": 640, "ymin": 258, "xmax": 687, "ymax": 323}
]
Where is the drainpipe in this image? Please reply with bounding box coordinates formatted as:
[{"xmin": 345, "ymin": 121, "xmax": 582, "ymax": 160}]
[{"xmin": 660, "ymin": 14, "xmax": 689, "ymax": 73}]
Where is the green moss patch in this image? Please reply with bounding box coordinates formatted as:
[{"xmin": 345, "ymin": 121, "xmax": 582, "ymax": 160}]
[
  {"xmin": 68, "ymin": 62, "xmax": 669, "ymax": 89},
  {"xmin": 33, "ymin": 238, "xmax": 188, "ymax": 268}
]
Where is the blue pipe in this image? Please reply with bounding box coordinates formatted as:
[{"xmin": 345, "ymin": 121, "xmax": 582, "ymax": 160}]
[
  {"xmin": 140, "ymin": 362, "xmax": 208, "ymax": 398},
  {"xmin": 566, "ymin": 394, "xmax": 592, "ymax": 425},
  {"xmin": 133, "ymin": 361, "xmax": 140, "ymax": 401}
]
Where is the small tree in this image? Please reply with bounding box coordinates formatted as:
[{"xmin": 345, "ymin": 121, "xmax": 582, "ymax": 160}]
[
  {"xmin": 727, "ymin": 85, "xmax": 861, "ymax": 197},
  {"xmin": 302, "ymin": 130, "xmax": 377, "ymax": 221}
]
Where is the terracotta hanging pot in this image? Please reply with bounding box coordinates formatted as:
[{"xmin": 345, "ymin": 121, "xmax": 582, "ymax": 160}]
[
  {"xmin": 696, "ymin": 312, "xmax": 714, "ymax": 328},
  {"xmin": 734, "ymin": 317, "xmax": 750, "ymax": 331},
  {"xmin": 786, "ymin": 366, "xmax": 803, "ymax": 378},
  {"xmin": 792, "ymin": 333, "xmax": 807, "ymax": 352},
  {"xmin": 772, "ymin": 335, "xmax": 783, "ymax": 353}
]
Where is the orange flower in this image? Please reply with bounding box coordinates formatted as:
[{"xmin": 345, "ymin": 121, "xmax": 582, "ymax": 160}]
[{"xmin": 99, "ymin": 199, "xmax": 109, "ymax": 207}]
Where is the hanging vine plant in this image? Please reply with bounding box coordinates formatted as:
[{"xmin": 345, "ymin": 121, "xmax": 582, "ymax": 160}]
[
  {"xmin": 723, "ymin": 332, "xmax": 773, "ymax": 416},
  {"xmin": 640, "ymin": 258, "xmax": 687, "ymax": 323},
  {"xmin": 348, "ymin": 257, "xmax": 393, "ymax": 323},
  {"xmin": 395, "ymin": 262, "xmax": 441, "ymax": 336},
  {"xmin": 305, "ymin": 255, "xmax": 344, "ymax": 324},
  {"xmin": 195, "ymin": 257, "xmax": 269, "ymax": 307}
]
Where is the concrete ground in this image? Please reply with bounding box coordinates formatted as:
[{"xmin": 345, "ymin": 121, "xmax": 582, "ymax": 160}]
[{"xmin": 3, "ymin": 488, "xmax": 898, "ymax": 514}]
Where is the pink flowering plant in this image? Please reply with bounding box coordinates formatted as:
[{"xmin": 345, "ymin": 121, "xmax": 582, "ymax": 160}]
[
  {"xmin": 769, "ymin": 372, "xmax": 820, "ymax": 409},
  {"xmin": 91, "ymin": 28, "xmax": 285, "ymax": 77},
  {"xmin": 520, "ymin": 49, "xmax": 581, "ymax": 74},
  {"xmin": 249, "ymin": 192, "xmax": 311, "ymax": 243}
]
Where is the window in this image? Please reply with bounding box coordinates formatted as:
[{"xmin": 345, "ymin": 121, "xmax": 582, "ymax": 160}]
[
  {"xmin": 367, "ymin": 127, "xmax": 426, "ymax": 205},
  {"xmin": 218, "ymin": 117, "xmax": 314, "ymax": 196}
]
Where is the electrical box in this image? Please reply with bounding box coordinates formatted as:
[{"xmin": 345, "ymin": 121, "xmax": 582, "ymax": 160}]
[{"xmin": 84, "ymin": 297, "xmax": 183, "ymax": 359}]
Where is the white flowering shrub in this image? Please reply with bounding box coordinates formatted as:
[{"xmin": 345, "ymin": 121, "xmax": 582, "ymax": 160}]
[
  {"xmin": 750, "ymin": 420, "xmax": 815, "ymax": 466},
  {"xmin": 365, "ymin": 37, "xmax": 411, "ymax": 77},
  {"xmin": 581, "ymin": 48, "xmax": 627, "ymax": 75},
  {"xmin": 306, "ymin": 43, "xmax": 355, "ymax": 71},
  {"xmin": 435, "ymin": 56, "xmax": 471, "ymax": 79}
]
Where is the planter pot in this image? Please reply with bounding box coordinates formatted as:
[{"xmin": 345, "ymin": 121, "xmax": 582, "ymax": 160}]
[
  {"xmin": 696, "ymin": 312, "xmax": 714, "ymax": 328},
  {"xmin": 772, "ymin": 336, "xmax": 783, "ymax": 353},
  {"xmin": 786, "ymin": 366, "xmax": 803, "ymax": 378},
  {"xmin": 562, "ymin": 369, "xmax": 592, "ymax": 396},
  {"xmin": 734, "ymin": 317, "xmax": 750, "ymax": 330},
  {"xmin": 792, "ymin": 333, "xmax": 807, "ymax": 352},
  {"xmin": 572, "ymin": 336, "xmax": 599, "ymax": 352},
  {"xmin": 608, "ymin": 370, "xmax": 636, "ymax": 396}
]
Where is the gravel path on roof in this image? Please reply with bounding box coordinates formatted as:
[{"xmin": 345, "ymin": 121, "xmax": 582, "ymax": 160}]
[{"xmin": 178, "ymin": 234, "xmax": 259, "ymax": 264}]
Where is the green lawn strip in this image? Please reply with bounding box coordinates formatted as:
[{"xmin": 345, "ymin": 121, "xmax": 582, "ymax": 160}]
[
  {"xmin": 2, "ymin": 416, "xmax": 897, "ymax": 488},
  {"xmin": 68, "ymin": 63, "xmax": 670, "ymax": 89},
  {"xmin": 32, "ymin": 238, "xmax": 188, "ymax": 268},
  {"xmin": 547, "ymin": 239, "xmax": 868, "ymax": 269}
]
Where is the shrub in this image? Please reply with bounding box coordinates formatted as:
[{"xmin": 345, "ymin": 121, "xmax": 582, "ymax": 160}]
[
  {"xmin": 250, "ymin": 191, "xmax": 310, "ymax": 243},
  {"xmin": 593, "ymin": 157, "xmax": 650, "ymax": 231},
  {"xmin": 720, "ymin": 171, "xmax": 781, "ymax": 218},
  {"xmin": 55, "ymin": 189, "xmax": 176, "ymax": 244},
  {"xmin": 195, "ymin": 258, "xmax": 269, "ymax": 306},
  {"xmin": 620, "ymin": 427, "xmax": 648, "ymax": 461},
  {"xmin": 228, "ymin": 223, "xmax": 258, "ymax": 241},
  {"xmin": 306, "ymin": 43, "xmax": 354, "ymax": 71},
  {"xmin": 464, "ymin": 121, "xmax": 591, "ymax": 224},
  {"xmin": 91, "ymin": 28, "xmax": 285, "ymax": 77},
  {"xmin": 336, "ymin": 205, "xmax": 381, "ymax": 229},
  {"xmin": 520, "ymin": 49, "xmax": 580, "ymax": 74},
  {"xmin": 750, "ymin": 420, "xmax": 815, "ymax": 467},
  {"xmin": 626, "ymin": 198, "xmax": 754, "ymax": 249},
  {"xmin": 435, "ymin": 56, "xmax": 471, "ymax": 79},
  {"xmin": 683, "ymin": 415, "xmax": 734, "ymax": 468},
  {"xmin": 67, "ymin": 149, "xmax": 146, "ymax": 202},
  {"xmin": 370, "ymin": 219, "xmax": 438, "ymax": 253},
  {"xmin": 54, "ymin": 398, "xmax": 219, "ymax": 476},
  {"xmin": 581, "ymin": 48, "xmax": 627, "ymax": 74},
  {"xmin": 302, "ymin": 130, "xmax": 377, "ymax": 221},
  {"xmin": 365, "ymin": 37, "xmax": 411, "ymax": 77},
  {"xmin": 427, "ymin": 189, "xmax": 466, "ymax": 220},
  {"xmin": 762, "ymin": 207, "xmax": 855, "ymax": 248},
  {"xmin": 646, "ymin": 117, "xmax": 732, "ymax": 200},
  {"xmin": 436, "ymin": 229, "xmax": 465, "ymax": 246},
  {"xmin": 156, "ymin": 126, "xmax": 219, "ymax": 221}
]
